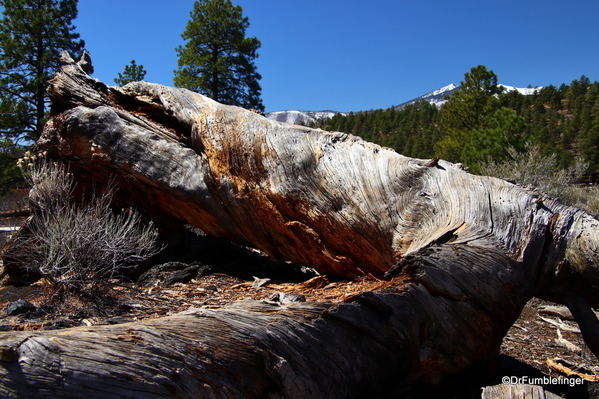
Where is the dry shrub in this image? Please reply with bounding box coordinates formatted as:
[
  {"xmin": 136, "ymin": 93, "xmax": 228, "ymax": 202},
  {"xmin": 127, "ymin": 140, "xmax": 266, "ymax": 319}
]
[
  {"xmin": 480, "ymin": 144, "xmax": 599, "ymax": 217},
  {"xmin": 6, "ymin": 157, "xmax": 161, "ymax": 299}
]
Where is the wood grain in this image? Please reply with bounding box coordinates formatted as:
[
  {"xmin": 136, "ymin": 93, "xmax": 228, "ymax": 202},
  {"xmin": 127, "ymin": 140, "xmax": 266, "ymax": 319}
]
[{"xmin": 1, "ymin": 51, "xmax": 598, "ymax": 397}]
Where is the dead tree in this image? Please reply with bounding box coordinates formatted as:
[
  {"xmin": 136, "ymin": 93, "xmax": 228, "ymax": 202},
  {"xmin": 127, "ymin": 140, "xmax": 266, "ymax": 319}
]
[{"xmin": 1, "ymin": 52, "xmax": 598, "ymax": 398}]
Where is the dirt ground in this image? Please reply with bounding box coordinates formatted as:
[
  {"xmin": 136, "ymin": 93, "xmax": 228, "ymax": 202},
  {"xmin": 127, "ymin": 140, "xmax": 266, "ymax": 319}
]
[{"xmin": 0, "ymin": 215, "xmax": 598, "ymax": 398}]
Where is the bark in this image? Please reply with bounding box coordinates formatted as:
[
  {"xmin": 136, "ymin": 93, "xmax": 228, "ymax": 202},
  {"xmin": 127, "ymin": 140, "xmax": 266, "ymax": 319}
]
[
  {"xmin": 0, "ymin": 246, "xmax": 537, "ymax": 398},
  {"xmin": 481, "ymin": 384, "xmax": 562, "ymax": 399},
  {"xmin": 1, "ymin": 52, "xmax": 599, "ymax": 397}
]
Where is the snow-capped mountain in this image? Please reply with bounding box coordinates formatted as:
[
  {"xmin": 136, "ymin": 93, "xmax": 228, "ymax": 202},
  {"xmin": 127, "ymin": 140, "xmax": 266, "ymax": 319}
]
[
  {"xmin": 265, "ymin": 110, "xmax": 344, "ymax": 125},
  {"xmin": 393, "ymin": 83, "xmax": 542, "ymax": 110},
  {"xmin": 267, "ymin": 83, "xmax": 542, "ymax": 125},
  {"xmin": 498, "ymin": 85, "xmax": 543, "ymax": 96},
  {"xmin": 393, "ymin": 83, "xmax": 459, "ymax": 110}
]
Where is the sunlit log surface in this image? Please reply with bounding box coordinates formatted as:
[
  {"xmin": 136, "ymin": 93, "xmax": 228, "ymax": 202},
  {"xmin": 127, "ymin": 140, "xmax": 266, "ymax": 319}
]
[{"xmin": 0, "ymin": 52, "xmax": 598, "ymax": 398}]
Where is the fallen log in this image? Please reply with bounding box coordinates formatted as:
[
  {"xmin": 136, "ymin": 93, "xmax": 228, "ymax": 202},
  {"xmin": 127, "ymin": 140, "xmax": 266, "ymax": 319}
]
[
  {"xmin": 0, "ymin": 246, "xmax": 537, "ymax": 398},
  {"xmin": 1, "ymin": 52, "xmax": 599, "ymax": 397},
  {"xmin": 481, "ymin": 384, "xmax": 562, "ymax": 399}
]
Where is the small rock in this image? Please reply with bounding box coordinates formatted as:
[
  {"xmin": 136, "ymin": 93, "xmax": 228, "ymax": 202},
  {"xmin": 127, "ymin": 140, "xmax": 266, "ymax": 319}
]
[
  {"xmin": 196, "ymin": 265, "xmax": 213, "ymax": 278},
  {"xmin": 137, "ymin": 262, "xmax": 210, "ymax": 287},
  {"xmin": 252, "ymin": 277, "xmax": 271, "ymax": 288},
  {"xmin": 163, "ymin": 265, "xmax": 204, "ymax": 286},
  {"xmin": 269, "ymin": 292, "xmax": 306, "ymax": 305},
  {"xmin": 6, "ymin": 299, "xmax": 36, "ymax": 316}
]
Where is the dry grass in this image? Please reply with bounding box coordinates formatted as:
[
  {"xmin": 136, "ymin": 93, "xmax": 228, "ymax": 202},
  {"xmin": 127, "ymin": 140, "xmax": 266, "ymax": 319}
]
[{"xmin": 480, "ymin": 144, "xmax": 599, "ymax": 217}]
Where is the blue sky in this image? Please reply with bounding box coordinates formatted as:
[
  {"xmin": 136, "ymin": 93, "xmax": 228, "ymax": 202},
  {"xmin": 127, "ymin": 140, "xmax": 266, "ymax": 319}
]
[{"xmin": 75, "ymin": 0, "xmax": 598, "ymax": 113}]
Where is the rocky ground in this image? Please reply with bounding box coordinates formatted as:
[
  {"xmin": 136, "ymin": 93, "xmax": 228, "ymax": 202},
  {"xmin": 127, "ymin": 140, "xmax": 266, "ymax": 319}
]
[{"xmin": 1, "ymin": 214, "xmax": 598, "ymax": 398}]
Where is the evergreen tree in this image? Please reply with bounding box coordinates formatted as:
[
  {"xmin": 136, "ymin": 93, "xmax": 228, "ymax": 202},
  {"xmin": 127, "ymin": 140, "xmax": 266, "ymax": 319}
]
[
  {"xmin": 581, "ymin": 85, "xmax": 599, "ymax": 171},
  {"xmin": 0, "ymin": 0, "xmax": 84, "ymax": 191},
  {"xmin": 441, "ymin": 65, "xmax": 503, "ymax": 132},
  {"xmin": 114, "ymin": 60, "xmax": 147, "ymax": 86},
  {"xmin": 174, "ymin": 0, "xmax": 264, "ymax": 111},
  {"xmin": 436, "ymin": 65, "xmax": 524, "ymax": 172},
  {"xmin": 0, "ymin": 136, "xmax": 25, "ymax": 193},
  {"xmin": 0, "ymin": 0, "xmax": 85, "ymax": 143},
  {"xmin": 308, "ymin": 73, "xmax": 597, "ymax": 173},
  {"xmin": 461, "ymin": 106, "xmax": 525, "ymax": 168},
  {"xmin": 307, "ymin": 101, "xmax": 441, "ymax": 160}
]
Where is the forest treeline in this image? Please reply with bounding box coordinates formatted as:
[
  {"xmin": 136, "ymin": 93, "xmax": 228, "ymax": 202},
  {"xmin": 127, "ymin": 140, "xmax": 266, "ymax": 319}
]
[{"xmin": 308, "ymin": 76, "xmax": 599, "ymax": 172}]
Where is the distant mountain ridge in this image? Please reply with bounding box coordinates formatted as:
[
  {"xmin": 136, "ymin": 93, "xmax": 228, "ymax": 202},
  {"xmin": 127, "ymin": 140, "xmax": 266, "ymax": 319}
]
[
  {"xmin": 392, "ymin": 83, "xmax": 459, "ymax": 110},
  {"xmin": 265, "ymin": 83, "xmax": 542, "ymax": 125},
  {"xmin": 265, "ymin": 110, "xmax": 345, "ymax": 125},
  {"xmin": 393, "ymin": 83, "xmax": 543, "ymax": 110}
]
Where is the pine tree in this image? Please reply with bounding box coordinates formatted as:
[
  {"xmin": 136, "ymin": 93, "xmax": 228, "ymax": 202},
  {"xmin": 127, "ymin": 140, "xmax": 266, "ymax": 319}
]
[
  {"xmin": 0, "ymin": 0, "xmax": 84, "ymax": 191},
  {"xmin": 440, "ymin": 65, "xmax": 502, "ymax": 134},
  {"xmin": 435, "ymin": 65, "xmax": 524, "ymax": 172},
  {"xmin": 0, "ymin": 0, "xmax": 85, "ymax": 143},
  {"xmin": 581, "ymin": 85, "xmax": 599, "ymax": 171},
  {"xmin": 0, "ymin": 136, "xmax": 26, "ymax": 192},
  {"xmin": 114, "ymin": 60, "xmax": 147, "ymax": 87},
  {"xmin": 174, "ymin": 0, "xmax": 264, "ymax": 111}
]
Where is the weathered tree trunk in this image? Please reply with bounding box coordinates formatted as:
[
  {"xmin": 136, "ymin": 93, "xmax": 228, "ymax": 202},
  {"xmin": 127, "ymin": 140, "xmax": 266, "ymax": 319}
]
[
  {"xmin": 481, "ymin": 384, "xmax": 562, "ymax": 399},
  {"xmin": 1, "ymin": 52, "xmax": 599, "ymax": 397},
  {"xmin": 0, "ymin": 246, "xmax": 536, "ymax": 398}
]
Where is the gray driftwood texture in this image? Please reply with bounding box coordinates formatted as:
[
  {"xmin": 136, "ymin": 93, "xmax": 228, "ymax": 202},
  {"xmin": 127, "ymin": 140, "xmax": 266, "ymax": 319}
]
[{"xmin": 1, "ymin": 52, "xmax": 598, "ymax": 398}]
